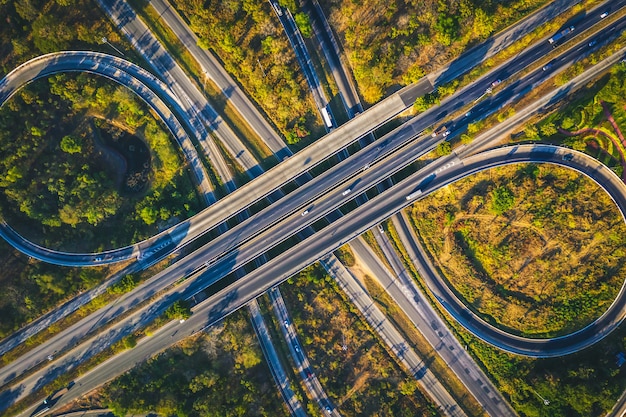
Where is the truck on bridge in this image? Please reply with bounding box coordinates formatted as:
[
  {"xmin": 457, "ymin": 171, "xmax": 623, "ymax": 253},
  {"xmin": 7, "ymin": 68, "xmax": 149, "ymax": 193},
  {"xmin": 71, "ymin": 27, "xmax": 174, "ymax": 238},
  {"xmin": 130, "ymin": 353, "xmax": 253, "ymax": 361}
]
[{"xmin": 548, "ymin": 26, "xmax": 575, "ymax": 46}]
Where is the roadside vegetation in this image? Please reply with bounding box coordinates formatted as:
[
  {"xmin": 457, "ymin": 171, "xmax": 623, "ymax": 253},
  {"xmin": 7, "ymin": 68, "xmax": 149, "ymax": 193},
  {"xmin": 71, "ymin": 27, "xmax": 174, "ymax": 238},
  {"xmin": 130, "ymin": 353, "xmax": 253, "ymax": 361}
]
[
  {"xmin": 0, "ymin": 240, "xmax": 109, "ymax": 339},
  {"xmin": 524, "ymin": 63, "xmax": 626, "ymax": 178},
  {"xmin": 168, "ymin": 0, "xmax": 322, "ymax": 146},
  {"xmin": 0, "ymin": 73, "xmax": 202, "ymax": 251},
  {"xmin": 0, "ymin": 0, "xmax": 135, "ymax": 77},
  {"xmin": 320, "ymin": 0, "xmax": 549, "ymax": 103},
  {"xmin": 99, "ymin": 311, "xmax": 287, "ymax": 417},
  {"xmin": 343, "ymin": 248, "xmax": 487, "ymax": 416},
  {"xmin": 280, "ymin": 264, "xmax": 439, "ymax": 416},
  {"xmin": 380, "ymin": 201, "xmax": 626, "ymax": 416}
]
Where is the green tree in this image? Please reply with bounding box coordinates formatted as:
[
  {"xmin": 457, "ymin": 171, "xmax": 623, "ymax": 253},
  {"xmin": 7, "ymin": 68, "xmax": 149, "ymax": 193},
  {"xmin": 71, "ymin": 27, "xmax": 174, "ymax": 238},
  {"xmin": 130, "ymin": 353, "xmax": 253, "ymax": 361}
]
[
  {"xmin": 139, "ymin": 206, "xmax": 158, "ymax": 225},
  {"xmin": 524, "ymin": 124, "xmax": 539, "ymax": 139},
  {"xmin": 413, "ymin": 92, "xmax": 439, "ymax": 113},
  {"xmin": 294, "ymin": 12, "xmax": 313, "ymax": 38},
  {"xmin": 435, "ymin": 141, "xmax": 452, "ymax": 156},
  {"xmin": 490, "ymin": 186, "xmax": 515, "ymax": 215},
  {"xmin": 165, "ymin": 300, "xmax": 191, "ymax": 321},
  {"xmin": 540, "ymin": 122, "xmax": 558, "ymax": 137},
  {"xmin": 60, "ymin": 135, "xmax": 83, "ymax": 154}
]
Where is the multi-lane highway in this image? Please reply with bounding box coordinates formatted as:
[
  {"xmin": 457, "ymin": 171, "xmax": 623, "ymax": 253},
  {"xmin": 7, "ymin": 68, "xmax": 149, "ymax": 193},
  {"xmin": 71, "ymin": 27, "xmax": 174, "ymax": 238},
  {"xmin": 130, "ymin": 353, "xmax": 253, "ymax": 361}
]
[
  {"xmin": 2, "ymin": 0, "xmax": 622, "ymax": 271},
  {"xmin": 1, "ymin": 3, "xmax": 624, "ymax": 412},
  {"xmin": 322, "ymin": 254, "xmax": 468, "ymax": 417},
  {"xmin": 148, "ymin": 0, "xmax": 290, "ymax": 159},
  {"xmin": 28, "ymin": 141, "xmax": 626, "ymax": 417},
  {"xmin": 3, "ymin": 23, "xmax": 626, "ymax": 400}
]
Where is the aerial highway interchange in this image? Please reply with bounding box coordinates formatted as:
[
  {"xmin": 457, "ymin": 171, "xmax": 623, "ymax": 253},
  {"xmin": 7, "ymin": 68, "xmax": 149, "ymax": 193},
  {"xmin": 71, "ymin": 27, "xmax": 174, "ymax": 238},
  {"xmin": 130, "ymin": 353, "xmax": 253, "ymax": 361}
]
[{"xmin": 1, "ymin": 0, "xmax": 626, "ymax": 416}]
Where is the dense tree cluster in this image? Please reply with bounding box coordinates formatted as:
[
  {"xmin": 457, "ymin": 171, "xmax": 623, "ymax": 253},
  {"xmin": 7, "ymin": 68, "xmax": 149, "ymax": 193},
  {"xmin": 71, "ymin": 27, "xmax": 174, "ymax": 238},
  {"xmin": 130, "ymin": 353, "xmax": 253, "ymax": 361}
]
[{"xmin": 0, "ymin": 0, "xmax": 127, "ymax": 76}]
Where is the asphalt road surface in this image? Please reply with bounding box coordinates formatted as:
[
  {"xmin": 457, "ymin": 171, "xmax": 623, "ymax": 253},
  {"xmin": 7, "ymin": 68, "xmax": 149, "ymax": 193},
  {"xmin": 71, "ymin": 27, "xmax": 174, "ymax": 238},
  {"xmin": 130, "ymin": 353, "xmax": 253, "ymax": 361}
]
[
  {"xmin": 3, "ymin": 38, "xmax": 625, "ymax": 400},
  {"xmin": 322, "ymin": 254, "xmax": 467, "ymax": 417}
]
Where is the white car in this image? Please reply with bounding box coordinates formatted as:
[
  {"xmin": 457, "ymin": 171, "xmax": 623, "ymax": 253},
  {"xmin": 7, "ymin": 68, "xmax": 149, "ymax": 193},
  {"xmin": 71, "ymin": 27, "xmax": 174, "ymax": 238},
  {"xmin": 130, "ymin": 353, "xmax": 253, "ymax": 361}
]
[
  {"xmin": 443, "ymin": 130, "xmax": 451, "ymax": 137},
  {"xmin": 342, "ymin": 188, "xmax": 352, "ymax": 196},
  {"xmin": 301, "ymin": 209, "xmax": 309, "ymax": 216},
  {"xmin": 601, "ymin": 11, "xmax": 609, "ymax": 18}
]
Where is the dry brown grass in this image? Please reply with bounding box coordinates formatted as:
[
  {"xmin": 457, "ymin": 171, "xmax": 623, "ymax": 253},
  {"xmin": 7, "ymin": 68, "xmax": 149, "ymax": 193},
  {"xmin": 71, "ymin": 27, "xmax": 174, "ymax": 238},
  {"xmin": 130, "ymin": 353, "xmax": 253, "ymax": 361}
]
[
  {"xmin": 408, "ymin": 164, "xmax": 626, "ymax": 337},
  {"xmin": 281, "ymin": 265, "xmax": 437, "ymax": 415}
]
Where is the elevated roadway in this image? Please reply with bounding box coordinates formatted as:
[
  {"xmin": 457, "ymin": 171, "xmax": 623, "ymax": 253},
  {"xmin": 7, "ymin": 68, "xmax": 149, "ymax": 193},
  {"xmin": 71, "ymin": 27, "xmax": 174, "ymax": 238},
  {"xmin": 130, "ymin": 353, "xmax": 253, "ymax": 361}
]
[
  {"xmin": 3, "ymin": 8, "xmax": 626, "ymax": 414},
  {"xmin": 3, "ymin": 0, "xmax": 623, "ymax": 270},
  {"xmin": 3, "ymin": 31, "xmax": 626, "ymax": 393},
  {"xmin": 27, "ymin": 142, "xmax": 626, "ymax": 417}
]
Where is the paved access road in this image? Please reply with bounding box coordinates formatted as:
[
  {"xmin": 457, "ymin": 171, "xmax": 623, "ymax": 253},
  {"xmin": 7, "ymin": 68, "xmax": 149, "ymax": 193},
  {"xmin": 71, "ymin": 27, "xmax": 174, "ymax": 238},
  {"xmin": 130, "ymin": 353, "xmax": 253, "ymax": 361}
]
[
  {"xmin": 365, "ymin": 223, "xmax": 514, "ymax": 416},
  {"xmin": 322, "ymin": 254, "xmax": 467, "ymax": 417},
  {"xmin": 3, "ymin": 5, "xmax": 626, "ymax": 413},
  {"xmin": 3, "ymin": 0, "xmax": 622, "ymax": 270},
  {"xmin": 0, "ymin": 51, "xmax": 211, "ymax": 265},
  {"xmin": 248, "ymin": 299, "xmax": 307, "ymax": 417}
]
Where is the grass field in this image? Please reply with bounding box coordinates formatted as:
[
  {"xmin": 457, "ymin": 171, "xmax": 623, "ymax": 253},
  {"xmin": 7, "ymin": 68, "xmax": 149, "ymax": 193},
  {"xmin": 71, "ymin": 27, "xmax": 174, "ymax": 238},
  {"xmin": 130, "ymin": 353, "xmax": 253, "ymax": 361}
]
[{"xmin": 408, "ymin": 164, "xmax": 626, "ymax": 337}]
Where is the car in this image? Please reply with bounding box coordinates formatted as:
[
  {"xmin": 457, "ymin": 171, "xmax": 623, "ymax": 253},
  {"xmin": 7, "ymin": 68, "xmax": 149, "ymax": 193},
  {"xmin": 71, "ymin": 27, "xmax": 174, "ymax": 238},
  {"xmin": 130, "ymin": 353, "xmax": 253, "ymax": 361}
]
[
  {"xmin": 542, "ymin": 63, "xmax": 553, "ymax": 71},
  {"xmin": 306, "ymin": 369, "xmax": 312, "ymax": 378},
  {"xmin": 179, "ymin": 319, "xmax": 185, "ymax": 324},
  {"xmin": 362, "ymin": 164, "xmax": 370, "ymax": 171},
  {"xmin": 601, "ymin": 11, "xmax": 609, "ymax": 18},
  {"xmin": 284, "ymin": 319, "xmax": 289, "ymax": 327},
  {"xmin": 47, "ymin": 355, "xmax": 54, "ymax": 361},
  {"xmin": 301, "ymin": 209, "xmax": 309, "ymax": 216},
  {"xmin": 562, "ymin": 153, "xmax": 574, "ymax": 161},
  {"xmin": 588, "ymin": 40, "xmax": 597, "ymax": 47},
  {"xmin": 443, "ymin": 130, "xmax": 451, "ymax": 137},
  {"xmin": 294, "ymin": 344, "xmax": 300, "ymax": 352},
  {"xmin": 325, "ymin": 406, "xmax": 332, "ymax": 413},
  {"xmin": 465, "ymin": 111, "xmax": 472, "ymax": 118},
  {"xmin": 378, "ymin": 225, "xmax": 384, "ymax": 233},
  {"xmin": 342, "ymin": 188, "xmax": 352, "ymax": 196},
  {"xmin": 94, "ymin": 257, "xmax": 102, "ymax": 262},
  {"xmin": 491, "ymin": 79, "xmax": 501, "ymax": 87}
]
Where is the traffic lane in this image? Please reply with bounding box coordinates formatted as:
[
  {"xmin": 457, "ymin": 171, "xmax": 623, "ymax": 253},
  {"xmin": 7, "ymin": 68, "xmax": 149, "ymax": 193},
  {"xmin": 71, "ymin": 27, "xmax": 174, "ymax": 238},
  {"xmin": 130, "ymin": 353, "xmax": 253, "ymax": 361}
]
[
  {"xmin": 0, "ymin": 59, "xmax": 560, "ymax": 388},
  {"xmin": 38, "ymin": 145, "xmax": 626, "ymax": 415},
  {"xmin": 3, "ymin": 26, "xmax": 616, "ymax": 386},
  {"xmin": 324, "ymin": 254, "xmax": 467, "ymax": 416},
  {"xmin": 269, "ymin": 289, "xmax": 337, "ymax": 415},
  {"xmin": 433, "ymin": 0, "xmax": 620, "ymax": 85},
  {"xmin": 304, "ymin": 0, "xmax": 359, "ymax": 111},
  {"xmin": 148, "ymin": 0, "xmax": 288, "ymax": 155},
  {"xmin": 0, "ymin": 53, "xmax": 201, "ymax": 266},
  {"xmin": 100, "ymin": 0, "xmax": 236, "ymax": 189},
  {"xmin": 386, "ymin": 216, "xmax": 514, "ymax": 415},
  {"xmin": 248, "ymin": 300, "xmax": 307, "ymax": 417},
  {"xmin": 178, "ymin": 145, "xmax": 626, "ymax": 361},
  {"xmin": 1, "ymin": 28, "xmax": 616, "ymax": 384}
]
